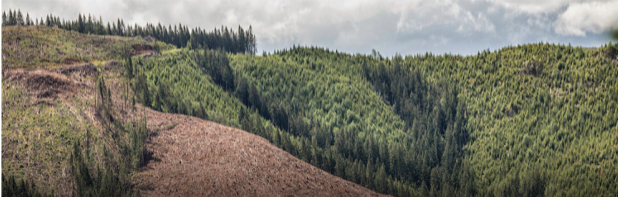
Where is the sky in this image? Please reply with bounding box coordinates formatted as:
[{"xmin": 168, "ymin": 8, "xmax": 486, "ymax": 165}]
[{"xmin": 3, "ymin": 0, "xmax": 618, "ymax": 56}]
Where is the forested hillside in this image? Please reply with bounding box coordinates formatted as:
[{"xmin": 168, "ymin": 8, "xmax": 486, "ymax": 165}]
[
  {"xmin": 136, "ymin": 42, "xmax": 618, "ymax": 196},
  {"xmin": 404, "ymin": 43, "xmax": 618, "ymax": 196}
]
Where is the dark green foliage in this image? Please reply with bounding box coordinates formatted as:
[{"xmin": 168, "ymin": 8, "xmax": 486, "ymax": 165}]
[
  {"xmin": 70, "ymin": 141, "xmax": 138, "ymax": 197},
  {"xmin": 138, "ymin": 49, "xmax": 244, "ymax": 123},
  {"xmin": 197, "ymin": 49, "xmax": 235, "ymax": 91},
  {"xmin": 188, "ymin": 25, "xmax": 257, "ymax": 54},
  {"xmin": 362, "ymin": 54, "xmax": 471, "ymax": 194},
  {"xmin": 2, "ymin": 9, "xmax": 27, "ymax": 26},
  {"xmin": 133, "ymin": 69, "xmax": 150, "ymax": 106},
  {"xmin": 235, "ymin": 76, "xmax": 270, "ymax": 119},
  {"xmin": 2, "ymin": 175, "xmax": 53, "ymax": 197},
  {"xmin": 128, "ymin": 118, "xmax": 149, "ymax": 170}
]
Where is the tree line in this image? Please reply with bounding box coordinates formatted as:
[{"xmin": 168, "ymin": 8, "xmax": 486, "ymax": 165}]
[{"xmin": 2, "ymin": 9, "xmax": 256, "ymax": 54}]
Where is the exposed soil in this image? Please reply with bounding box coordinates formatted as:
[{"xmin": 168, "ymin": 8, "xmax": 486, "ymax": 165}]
[
  {"xmin": 56, "ymin": 63, "xmax": 97, "ymax": 76},
  {"xmin": 3, "ymin": 68, "xmax": 87, "ymax": 99},
  {"xmin": 143, "ymin": 36, "xmax": 156, "ymax": 43},
  {"xmin": 134, "ymin": 109, "xmax": 385, "ymax": 197},
  {"xmin": 132, "ymin": 44, "xmax": 156, "ymax": 56}
]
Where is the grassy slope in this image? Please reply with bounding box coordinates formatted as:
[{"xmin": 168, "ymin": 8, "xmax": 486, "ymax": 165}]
[
  {"xmin": 1, "ymin": 26, "xmax": 174, "ymax": 195},
  {"xmin": 1, "ymin": 25, "xmax": 172, "ymax": 68},
  {"xmin": 2, "ymin": 80, "xmax": 93, "ymax": 195}
]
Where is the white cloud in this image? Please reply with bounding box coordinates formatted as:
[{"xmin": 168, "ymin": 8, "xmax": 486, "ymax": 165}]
[
  {"xmin": 2, "ymin": 0, "xmax": 614, "ymax": 56},
  {"xmin": 486, "ymin": 0, "xmax": 603, "ymax": 14},
  {"xmin": 554, "ymin": 1, "xmax": 618, "ymax": 36}
]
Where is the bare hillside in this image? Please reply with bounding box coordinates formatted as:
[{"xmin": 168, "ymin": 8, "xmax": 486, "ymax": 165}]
[{"xmin": 134, "ymin": 108, "xmax": 385, "ymax": 196}]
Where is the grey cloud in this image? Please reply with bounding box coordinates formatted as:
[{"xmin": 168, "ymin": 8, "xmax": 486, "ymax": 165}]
[{"xmin": 2, "ymin": 0, "xmax": 615, "ymax": 56}]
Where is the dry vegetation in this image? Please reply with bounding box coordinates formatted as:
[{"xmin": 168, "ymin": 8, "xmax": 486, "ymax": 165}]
[
  {"xmin": 1, "ymin": 26, "xmax": 172, "ymax": 69},
  {"xmin": 134, "ymin": 109, "xmax": 385, "ymax": 197}
]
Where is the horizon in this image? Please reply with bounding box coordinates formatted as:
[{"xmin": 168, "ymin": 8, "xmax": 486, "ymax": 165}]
[{"xmin": 3, "ymin": 0, "xmax": 618, "ymax": 56}]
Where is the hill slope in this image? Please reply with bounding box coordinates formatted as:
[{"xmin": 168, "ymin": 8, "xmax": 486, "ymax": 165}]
[
  {"xmin": 134, "ymin": 107, "xmax": 383, "ymax": 196},
  {"xmin": 1, "ymin": 25, "xmax": 173, "ymax": 69}
]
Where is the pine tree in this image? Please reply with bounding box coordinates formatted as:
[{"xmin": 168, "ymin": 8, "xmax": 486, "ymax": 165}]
[
  {"xmin": 16, "ymin": 9, "xmax": 23, "ymax": 26},
  {"xmin": 25, "ymin": 13, "xmax": 30, "ymax": 26},
  {"xmin": 106, "ymin": 22, "xmax": 112, "ymax": 35},
  {"xmin": 78, "ymin": 13, "xmax": 84, "ymax": 32},
  {"xmin": 2, "ymin": 11, "xmax": 6, "ymax": 26},
  {"xmin": 8, "ymin": 9, "xmax": 15, "ymax": 25}
]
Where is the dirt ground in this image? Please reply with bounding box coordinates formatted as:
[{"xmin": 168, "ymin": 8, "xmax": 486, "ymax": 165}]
[{"xmin": 134, "ymin": 109, "xmax": 386, "ymax": 197}]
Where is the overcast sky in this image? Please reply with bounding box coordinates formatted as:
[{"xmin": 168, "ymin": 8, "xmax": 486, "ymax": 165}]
[{"xmin": 3, "ymin": 0, "xmax": 618, "ymax": 56}]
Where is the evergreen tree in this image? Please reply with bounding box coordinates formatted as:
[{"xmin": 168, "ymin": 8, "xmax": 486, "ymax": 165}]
[
  {"xmin": 25, "ymin": 13, "xmax": 30, "ymax": 26},
  {"xmin": 2, "ymin": 11, "xmax": 6, "ymax": 26},
  {"xmin": 8, "ymin": 9, "xmax": 15, "ymax": 25},
  {"xmin": 16, "ymin": 9, "xmax": 23, "ymax": 26}
]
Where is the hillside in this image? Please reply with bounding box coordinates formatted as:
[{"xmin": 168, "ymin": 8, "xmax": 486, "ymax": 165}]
[
  {"xmin": 133, "ymin": 107, "xmax": 382, "ymax": 196},
  {"xmin": 135, "ymin": 43, "xmax": 618, "ymax": 196},
  {"xmin": 1, "ymin": 26, "xmax": 173, "ymax": 69},
  {"xmin": 1, "ymin": 26, "xmax": 383, "ymax": 196}
]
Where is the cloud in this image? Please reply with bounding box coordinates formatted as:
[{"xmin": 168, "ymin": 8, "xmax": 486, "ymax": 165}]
[
  {"xmin": 2, "ymin": 0, "xmax": 615, "ymax": 56},
  {"xmin": 554, "ymin": 1, "xmax": 618, "ymax": 36},
  {"xmin": 486, "ymin": 0, "xmax": 600, "ymax": 14}
]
